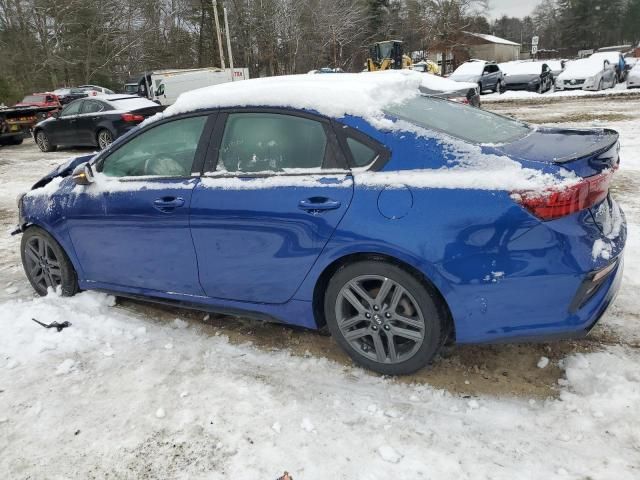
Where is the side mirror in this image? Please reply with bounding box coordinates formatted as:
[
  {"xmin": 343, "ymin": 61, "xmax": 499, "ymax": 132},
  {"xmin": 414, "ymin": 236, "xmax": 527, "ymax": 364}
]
[{"xmin": 71, "ymin": 162, "xmax": 95, "ymax": 186}]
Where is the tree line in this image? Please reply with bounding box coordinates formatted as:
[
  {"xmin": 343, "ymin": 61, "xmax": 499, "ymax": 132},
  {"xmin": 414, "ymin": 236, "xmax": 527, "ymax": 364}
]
[{"xmin": 0, "ymin": 0, "xmax": 639, "ymax": 104}]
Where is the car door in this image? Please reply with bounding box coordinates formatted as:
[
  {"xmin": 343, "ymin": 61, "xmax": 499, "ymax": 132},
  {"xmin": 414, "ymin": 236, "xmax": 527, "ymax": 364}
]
[
  {"xmin": 47, "ymin": 100, "xmax": 83, "ymax": 145},
  {"xmin": 190, "ymin": 109, "xmax": 355, "ymax": 304},
  {"xmin": 78, "ymin": 99, "xmax": 107, "ymax": 145},
  {"xmin": 64, "ymin": 113, "xmax": 214, "ymax": 295}
]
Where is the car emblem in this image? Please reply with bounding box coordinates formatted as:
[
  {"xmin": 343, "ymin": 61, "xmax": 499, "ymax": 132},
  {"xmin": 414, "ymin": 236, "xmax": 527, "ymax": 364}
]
[{"xmin": 570, "ymin": 79, "xmax": 576, "ymax": 84}]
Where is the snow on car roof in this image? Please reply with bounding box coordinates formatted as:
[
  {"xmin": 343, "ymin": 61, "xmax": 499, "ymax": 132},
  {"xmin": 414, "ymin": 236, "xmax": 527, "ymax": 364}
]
[
  {"xmin": 418, "ymin": 73, "xmax": 477, "ymax": 92},
  {"xmin": 148, "ymin": 71, "xmax": 429, "ymax": 125},
  {"xmin": 590, "ymin": 51, "xmax": 621, "ymax": 63},
  {"xmin": 135, "ymin": 70, "xmax": 578, "ymax": 195}
]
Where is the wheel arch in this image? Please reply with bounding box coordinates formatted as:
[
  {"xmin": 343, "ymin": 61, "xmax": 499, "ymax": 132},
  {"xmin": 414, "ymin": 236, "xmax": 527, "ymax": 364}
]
[
  {"xmin": 20, "ymin": 222, "xmax": 83, "ymax": 281},
  {"xmin": 312, "ymin": 252, "xmax": 455, "ymax": 341}
]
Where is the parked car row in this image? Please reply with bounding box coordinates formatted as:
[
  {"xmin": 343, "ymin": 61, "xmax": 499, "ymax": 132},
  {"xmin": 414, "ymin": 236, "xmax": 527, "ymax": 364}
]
[{"xmin": 448, "ymin": 51, "xmax": 637, "ymax": 95}]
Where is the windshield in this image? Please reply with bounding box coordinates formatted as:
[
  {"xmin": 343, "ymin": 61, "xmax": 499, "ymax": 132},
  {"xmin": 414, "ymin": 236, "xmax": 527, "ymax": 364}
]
[
  {"xmin": 377, "ymin": 42, "xmax": 394, "ymax": 59},
  {"xmin": 384, "ymin": 95, "xmax": 530, "ymax": 144}
]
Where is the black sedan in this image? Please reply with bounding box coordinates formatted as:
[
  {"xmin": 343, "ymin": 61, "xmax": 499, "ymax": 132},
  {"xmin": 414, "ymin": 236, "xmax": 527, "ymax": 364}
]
[
  {"xmin": 501, "ymin": 61, "xmax": 554, "ymax": 93},
  {"xmin": 33, "ymin": 95, "xmax": 164, "ymax": 152}
]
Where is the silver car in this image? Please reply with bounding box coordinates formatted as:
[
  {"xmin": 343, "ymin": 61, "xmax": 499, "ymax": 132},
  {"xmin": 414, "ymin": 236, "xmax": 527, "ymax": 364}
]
[
  {"xmin": 628, "ymin": 62, "xmax": 640, "ymax": 89},
  {"xmin": 555, "ymin": 57, "xmax": 616, "ymax": 91}
]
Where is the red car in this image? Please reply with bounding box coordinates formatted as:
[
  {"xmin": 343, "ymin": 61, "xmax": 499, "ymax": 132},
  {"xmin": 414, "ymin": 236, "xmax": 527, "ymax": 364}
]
[{"xmin": 14, "ymin": 93, "xmax": 62, "ymax": 119}]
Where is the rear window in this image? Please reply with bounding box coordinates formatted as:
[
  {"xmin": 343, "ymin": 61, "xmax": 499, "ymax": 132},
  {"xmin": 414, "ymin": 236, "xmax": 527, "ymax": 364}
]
[
  {"xmin": 21, "ymin": 95, "xmax": 44, "ymax": 103},
  {"xmin": 384, "ymin": 95, "xmax": 530, "ymax": 144},
  {"xmin": 107, "ymin": 97, "xmax": 158, "ymax": 111}
]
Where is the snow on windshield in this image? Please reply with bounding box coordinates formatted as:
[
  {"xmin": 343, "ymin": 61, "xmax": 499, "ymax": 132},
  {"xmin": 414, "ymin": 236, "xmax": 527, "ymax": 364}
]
[
  {"xmin": 558, "ymin": 58, "xmax": 607, "ymax": 79},
  {"xmin": 450, "ymin": 62, "xmax": 484, "ymax": 77},
  {"xmin": 500, "ymin": 62, "xmax": 543, "ymax": 76}
]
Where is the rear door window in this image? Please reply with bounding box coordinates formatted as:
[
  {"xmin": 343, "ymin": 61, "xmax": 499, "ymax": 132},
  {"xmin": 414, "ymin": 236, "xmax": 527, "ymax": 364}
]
[
  {"xmin": 82, "ymin": 100, "xmax": 105, "ymax": 114},
  {"xmin": 216, "ymin": 113, "xmax": 329, "ymax": 173},
  {"xmin": 346, "ymin": 137, "xmax": 378, "ymax": 167},
  {"xmin": 99, "ymin": 116, "xmax": 208, "ymax": 177},
  {"xmin": 60, "ymin": 101, "xmax": 82, "ymax": 117}
]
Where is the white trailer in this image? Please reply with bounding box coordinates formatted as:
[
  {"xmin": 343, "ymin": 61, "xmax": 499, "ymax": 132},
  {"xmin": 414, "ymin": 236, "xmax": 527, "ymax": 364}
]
[{"xmin": 139, "ymin": 68, "xmax": 249, "ymax": 105}]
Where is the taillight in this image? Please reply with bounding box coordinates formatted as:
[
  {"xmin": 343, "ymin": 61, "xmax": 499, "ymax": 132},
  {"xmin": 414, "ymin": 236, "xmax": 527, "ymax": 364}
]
[
  {"xmin": 451, "ymin": 97, "xmax": 470, "ymax": 104},
  {"xmin": 514, "ymin": 171, "xmax": 613, "ymax": 221},
  {"xmin": 121, "ymin": 113, "xmax": 145, "ymax": 122}
]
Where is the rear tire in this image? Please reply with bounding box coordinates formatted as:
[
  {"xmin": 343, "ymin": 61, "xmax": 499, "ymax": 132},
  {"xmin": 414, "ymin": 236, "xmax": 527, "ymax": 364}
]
[
  {"xmin": 324, "ymin": 260, "xmax": 446, "ymax": 375},
  {"xmin": 21, "ymin": 227, "xmax": 78, "ymax": 297},
  {"xmin": 97, "ymin": 129, "xmax": 113, "ymax": 150},
  {"xmin": 598, "ymin": 79, "xmax": 604, "ymax": 91},
  {"xmin": 35, "ymin": 130, "xmax": 57, "ymax": 152}
]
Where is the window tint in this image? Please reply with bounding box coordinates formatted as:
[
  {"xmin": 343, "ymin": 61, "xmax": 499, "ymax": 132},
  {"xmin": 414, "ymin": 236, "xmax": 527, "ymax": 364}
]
[
  {"xmin": 100, "ymin": 116, "xmax": 207, "ymax": 177},
  {"xmin": 217, "ymin": 113, "xmax": 327, "ymax": 172},
  {"xmin": 384, "ymin": 95, "xmax": 530, "ymax": 144},
  {"xmin": 346, "ymin": 137, "xmax": 378, "ymax": 167},
  {"xmin": 60, "ymin": 101, "xmax": 82, "ymax": 117},
  {"xmin": 82, "ymin": 101, "xmax": 104, "ymax": 114}
]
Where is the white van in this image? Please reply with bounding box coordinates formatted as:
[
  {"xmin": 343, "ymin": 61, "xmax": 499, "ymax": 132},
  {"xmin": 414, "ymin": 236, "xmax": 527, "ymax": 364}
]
[{"xmin": 139, "ymin": 68, "xmax": 249, "ymax": 105}]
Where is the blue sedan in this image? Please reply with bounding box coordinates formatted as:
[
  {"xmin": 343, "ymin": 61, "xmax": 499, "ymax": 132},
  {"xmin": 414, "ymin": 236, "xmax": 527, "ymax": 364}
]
[{"xmin": 15, "ymin": 74, "xmax": 626, "ymax": 375}]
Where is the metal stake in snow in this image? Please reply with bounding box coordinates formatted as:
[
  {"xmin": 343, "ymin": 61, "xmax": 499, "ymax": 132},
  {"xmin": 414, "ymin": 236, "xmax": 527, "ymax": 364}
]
[
  {"xmin": 223, "ymin": 6, "xmax": 234, "ymax": 82},
  {"xmin": 212, "ymin": 0, "xmax": 226, "ymax": 70},
  {"xmin": 31, "ymin": 318, "xmax": 71, "ymax": 332}
]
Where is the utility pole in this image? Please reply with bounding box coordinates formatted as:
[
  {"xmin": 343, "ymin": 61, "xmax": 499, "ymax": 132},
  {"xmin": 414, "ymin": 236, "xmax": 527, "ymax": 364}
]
[
  {"xmin": 223, "ymin": 6, "xmax": 235, "ymax": 81},
  {"xmin": 212, "ymin": 0, "xmax": 226, "ymax": 69}
]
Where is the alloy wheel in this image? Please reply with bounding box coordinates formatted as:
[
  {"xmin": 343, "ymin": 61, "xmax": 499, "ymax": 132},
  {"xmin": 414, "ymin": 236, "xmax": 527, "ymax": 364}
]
[
  {"xmin": 335, "ymin": 275, "xmax": 426, "ymax": 364},
  {"xmin": 36, "ymin": 132, "xmax": 49, "ymax": 151},
  {"xmin": 23, "ymin": 235, "xmax": 62, "ymax": 291},
  {"xmin": 98, "ymin": 130, "xmax": 113, "ymax": 149}
]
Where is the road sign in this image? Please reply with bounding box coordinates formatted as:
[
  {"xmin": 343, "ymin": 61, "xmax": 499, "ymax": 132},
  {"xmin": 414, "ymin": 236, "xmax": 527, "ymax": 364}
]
[
  {"xmin": 532, "ymin": 36, "xmax": 539, "ymax": 46},
  {"xmin": 531, "ymin": 45, "xmax": 538, "ymax": 55}
]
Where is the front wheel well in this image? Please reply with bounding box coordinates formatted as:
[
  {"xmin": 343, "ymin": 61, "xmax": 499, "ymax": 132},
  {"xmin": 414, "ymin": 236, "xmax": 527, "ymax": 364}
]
[{"xmin": 312, "ymin": 253, "xmax": 455, "ymax": 341}]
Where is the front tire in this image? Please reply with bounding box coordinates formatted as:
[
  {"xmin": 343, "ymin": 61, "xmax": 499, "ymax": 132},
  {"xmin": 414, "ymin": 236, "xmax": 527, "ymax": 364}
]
[
  {"xmin": 35, "ymin": 130, "xmax": 57, "ymax": 152},
  {"xmin": 21, "ymin": 227, "xmax": 79, "ymax": 297},
  {"xmin": 97, "ymin": 129, "xmax": 113, "ymax": 150},
  {"xmin": 324, "ymin": 260, "xmax": 446, "ymax": 375}
]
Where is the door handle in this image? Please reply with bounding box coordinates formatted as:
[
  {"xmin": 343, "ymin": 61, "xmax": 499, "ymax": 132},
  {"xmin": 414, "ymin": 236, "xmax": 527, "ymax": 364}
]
[
  {"xmin": 153, "ymin": 196, "xmax": 185, "ymax": 212},
  {"xmin": 298, "ymin": 198, "xmax": 341, "ymax": 213}
]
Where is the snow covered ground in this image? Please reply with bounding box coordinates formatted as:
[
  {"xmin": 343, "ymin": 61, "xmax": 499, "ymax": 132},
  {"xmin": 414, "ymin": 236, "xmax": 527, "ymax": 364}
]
[
  {"xmin": 483, "ymin": 82, "xmax": 640, "ymax": 102},
  {"xmin": 1, "ymin": 96, "xmax": 639, "ymax": 479}
]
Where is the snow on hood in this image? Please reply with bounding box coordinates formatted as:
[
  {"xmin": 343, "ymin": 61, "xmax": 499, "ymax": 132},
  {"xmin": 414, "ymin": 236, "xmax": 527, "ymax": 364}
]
[
  {"xmin": 144, "ymin": 71, "xmax": 433, "ymax": 127},
  {"xmin": 557, "ymin": 58, "xmax": 606, "ymax": 80}
]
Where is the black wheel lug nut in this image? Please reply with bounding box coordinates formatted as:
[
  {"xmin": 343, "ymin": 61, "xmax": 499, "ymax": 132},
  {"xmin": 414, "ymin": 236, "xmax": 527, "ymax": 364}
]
[
  {"xmin": 373, "ymin": 305, "xmax": 379, "ymax": 311},
  {"xmin": 385, "ymin": 312, "xmax": 391, "ymax": 318},
  {"xmin": 372, "ymin": 325, "xmax": 378, "ymax": 331},
  {"xmin": 365, "ymin": 313, "xmax": 371, "ymax": 319},
  {"xmin": 384, "ymin": 325, "xmax": 390, "ymax": 331}
]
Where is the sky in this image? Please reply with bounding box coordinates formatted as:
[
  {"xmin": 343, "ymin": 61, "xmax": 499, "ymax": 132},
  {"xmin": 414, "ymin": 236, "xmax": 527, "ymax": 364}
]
[{"xmin": 488, "ymin": 0, "xmax": 537, "ymax": 19}]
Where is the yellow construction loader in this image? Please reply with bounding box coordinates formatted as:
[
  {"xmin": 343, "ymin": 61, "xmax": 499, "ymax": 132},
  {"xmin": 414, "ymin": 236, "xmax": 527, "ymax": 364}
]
[{"xmin": 366, "ymin": 40, "xmax": 413, "ymax": 71}]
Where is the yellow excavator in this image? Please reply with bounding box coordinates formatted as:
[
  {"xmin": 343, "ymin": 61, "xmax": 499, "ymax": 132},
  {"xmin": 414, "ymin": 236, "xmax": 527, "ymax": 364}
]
[{"xmin": 366, "ymin": 40, "xmax": 440, "ymax": 74}]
